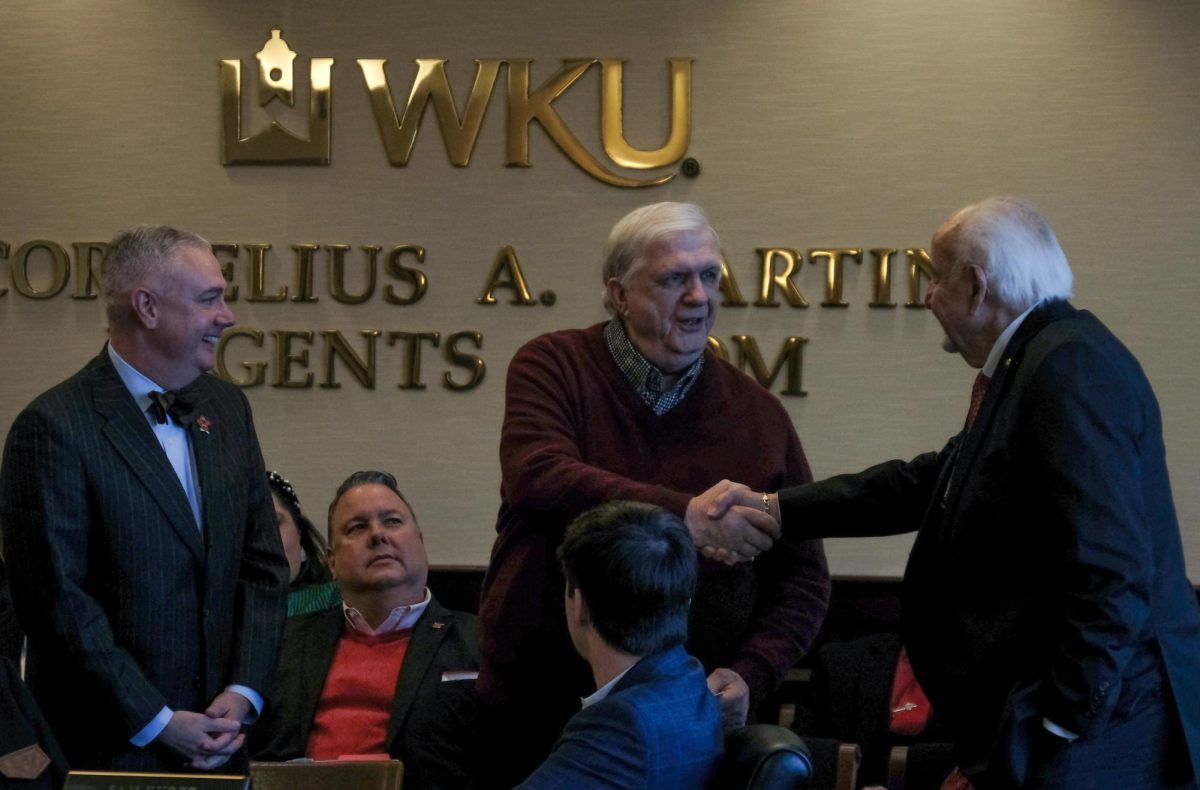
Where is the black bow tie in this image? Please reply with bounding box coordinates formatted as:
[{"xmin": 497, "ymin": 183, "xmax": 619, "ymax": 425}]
[{"xmin": 148, "ymin": 388, "xmax": 199, "ymax": 427}]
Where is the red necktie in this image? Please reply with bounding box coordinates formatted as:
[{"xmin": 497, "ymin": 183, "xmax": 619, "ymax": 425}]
[{"xmin": 965, "ymin": 372, "xmax": 990, "ymax": 429}]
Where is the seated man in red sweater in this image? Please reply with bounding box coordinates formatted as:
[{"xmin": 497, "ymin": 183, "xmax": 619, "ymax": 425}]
[
  {"xmin": 251, "ymin": 471, "xmax": 480, "ymax": 790},
  {"xmin": 478, "ymin": 201, "xmax": 831, "ymax": 785}
]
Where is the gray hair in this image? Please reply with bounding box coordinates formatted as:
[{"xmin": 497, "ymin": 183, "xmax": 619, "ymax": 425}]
[
  {"xmin": 601, "ymin": 202, "xmax": 719, "ymax": 314},
  {"xmin": 101, "ymin": 224, "xmax": 211, "ymax": 325},
  {"xmin": 934, "ymin": 197, "xmax": 1073, "ymax": 310}
]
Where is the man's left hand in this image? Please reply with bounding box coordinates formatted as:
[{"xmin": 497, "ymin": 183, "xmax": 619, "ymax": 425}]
[
  {"xmin": 205, "ymin": 690, "xmax": 252, "ymax": 725},
  {"xmin": 707, "ymin": 667, "xmax": 750, "ymax": 730}
]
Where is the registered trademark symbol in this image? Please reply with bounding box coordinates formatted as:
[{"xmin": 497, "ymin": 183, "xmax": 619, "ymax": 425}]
[
  {"xmin": 681, "ymin": 158, "xmax": 701, "ymax": 178},
  {"xmin": 540, "ymin": 290, "xmax": 557, "ymax": 306}
]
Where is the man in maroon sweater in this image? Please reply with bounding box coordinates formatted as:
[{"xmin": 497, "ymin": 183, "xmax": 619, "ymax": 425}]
[{"xmin": 478, "ymin": 202, "xmax": 831, "ymax": 785}]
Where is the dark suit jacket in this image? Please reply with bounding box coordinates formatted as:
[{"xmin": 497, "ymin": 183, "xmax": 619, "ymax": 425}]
[
  {"xmin": 0, "ymin": 349, "xmax": 289, "ymax": 772},
  {"xmin": 780, "ymin": 301, "xmax": 1200, "ymax": 787},
  {"xmin": 251, "ymin": 598, "xmax": 481, "ymax": 790},
  {"xmin": 791, "ymin": 632, "xmax": 950, "ymax": 787},
  {"xmin": 517, "ymin": 645, "xmax": 723, "ymax": 789},
  {"xmin": 0, "ymin": 556, "xmax": 23, "ymax": 666}
]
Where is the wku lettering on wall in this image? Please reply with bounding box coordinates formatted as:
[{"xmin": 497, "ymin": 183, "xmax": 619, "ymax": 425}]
[{"xmin": 219, "ymin": 29, "xmax": 693, "ymax": 187}]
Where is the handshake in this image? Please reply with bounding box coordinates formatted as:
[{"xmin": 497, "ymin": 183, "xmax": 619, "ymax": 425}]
[{"xmin": 684, "ymin": 480, "xmax": 780, "ymax": 565}]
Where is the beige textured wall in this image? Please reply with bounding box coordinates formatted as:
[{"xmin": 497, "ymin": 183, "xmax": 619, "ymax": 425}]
[{"xmin": 1, "ymin": 1, "xmax": 1198, "ymax": 577}]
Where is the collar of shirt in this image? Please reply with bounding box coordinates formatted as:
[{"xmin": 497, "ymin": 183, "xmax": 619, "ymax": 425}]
[
  {"xmin": 342, "ymin": 587, "xmax": 432, "ymax": 636},
  {"xmin": 581, "ymin": 660, "xmax": 638, "ymax": 708},
  {"xmin": 981, "ymin": 302, "xmax": 1038, "ymax": 378},
  {"xmin": 107, "ymin": 343, "xmax": 173, "ymax": 424},
  {"xmin": 603, "ymin": 319, "xmax": 704, "ymax": 415}
]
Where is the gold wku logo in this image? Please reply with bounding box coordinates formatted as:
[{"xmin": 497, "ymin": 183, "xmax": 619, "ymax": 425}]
[{"xmin": 219, "ymin": 29, "xmax": 693, "ymax": 187}]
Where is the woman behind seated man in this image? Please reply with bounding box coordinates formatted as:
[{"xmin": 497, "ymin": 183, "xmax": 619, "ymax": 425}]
[{"xmin": 268, "ymin": 471, "xmax": 341, "ymax": 617}]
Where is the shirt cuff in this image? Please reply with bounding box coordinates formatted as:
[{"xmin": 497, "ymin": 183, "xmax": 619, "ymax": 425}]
[
  {"xmin": 226, "ymin": 685, "xmax": 264, "ymax": 722},
  {"xmin": 130, "ymin": 706, "xmax": 173, "ymax": 747},
  {"xmin": 1041, "ymin": 717, "xmax": 1079, "ymax": 741}
]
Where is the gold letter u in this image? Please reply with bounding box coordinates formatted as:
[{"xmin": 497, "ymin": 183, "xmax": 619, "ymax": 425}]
[{"xmin": 600, "ymin": 58, "xmax": 692, "ymax": 170}]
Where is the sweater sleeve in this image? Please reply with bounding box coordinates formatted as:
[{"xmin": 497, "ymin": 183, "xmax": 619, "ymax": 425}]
[{"xmin": 499, "ymin": 335, "xmax": 693, "ymax": 525}]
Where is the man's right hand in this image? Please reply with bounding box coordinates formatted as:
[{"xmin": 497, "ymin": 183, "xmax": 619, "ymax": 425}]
[
  {"xmin": 157, "ymin": 710, "xmax": 244, "ymax": 770},
  {"xmin": 686, "ymin": 481, "xmax": 780, "ymax": 564}
]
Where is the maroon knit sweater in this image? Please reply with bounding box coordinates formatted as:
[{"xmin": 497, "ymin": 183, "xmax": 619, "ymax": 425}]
[{"xmin": 479, "ymin": 323, "xmax": 830, "ymax": 714}]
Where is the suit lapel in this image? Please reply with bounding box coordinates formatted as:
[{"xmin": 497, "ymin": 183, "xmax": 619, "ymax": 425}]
[
  {"xmin": 386, "ymin": 599, "xmax": 453, "ymax": 745},
  {"xmin": 90, "ymin": 352, "xmax": 205, "ymax": 564},
  {"xmin": 186, "ymin": 380, "xmax": 221, "ymax": 558},
  {"xmin": 298, "ymin": 608, "xmax": 345, "ymax": 749},
  {"xmin": 942, "ymin": 300, "xmax": 1076, "ymax": 520}
]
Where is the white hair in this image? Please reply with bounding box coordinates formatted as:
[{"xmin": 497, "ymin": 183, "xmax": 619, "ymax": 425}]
[
  {"xmin": 935, "ymin": 197, "xmax": 1073, "ymax": 310},
  {"xmin": 601, "ymin": 202, "xmax": 718, "ymax": 314}
]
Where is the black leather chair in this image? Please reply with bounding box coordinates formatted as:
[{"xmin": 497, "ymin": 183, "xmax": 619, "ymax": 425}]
[{"xmin": 716, "ymin": 724, "xmax": 814, "ymax": 789}]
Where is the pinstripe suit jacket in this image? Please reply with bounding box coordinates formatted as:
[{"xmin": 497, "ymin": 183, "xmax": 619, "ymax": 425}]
[{"xmin": 0, "ymin": 349, "xmax": 289, "ymax": 771}]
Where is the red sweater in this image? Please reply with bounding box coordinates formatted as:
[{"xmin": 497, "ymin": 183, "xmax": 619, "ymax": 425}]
[
  {"xmin": 306, "ymin": 627, "xmax": 411, "ymax": 759},
  {"xmin": 479, "ymin": 322, "xmax": 830, "ymax": 711}
]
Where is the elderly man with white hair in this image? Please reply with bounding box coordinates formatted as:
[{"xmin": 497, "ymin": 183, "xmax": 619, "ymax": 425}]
[
  {"xmin": 711, "ymin": 197, "xmax": 1200, "ymax": 788},
  {"xmin": 477, "ymin": 202, "xmax": 830, "ymax": 786}
]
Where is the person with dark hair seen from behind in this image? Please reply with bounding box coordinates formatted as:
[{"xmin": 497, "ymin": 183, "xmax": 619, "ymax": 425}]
[
  {"xmin": 704, "ymin": 197, "xmax": 1200, "ymax": 788},
  {"xmin": 267, "ymin": 470, "xmax": 340, "ymax": 616},
  {"xmin": 518, "ymin": 501, "xmax": 722, "ymax": 788},
  {"xmin": 0, "ymin": 224, "xmax": 288, "ymax": 772},
  {"xmin": 478, "ymin": 202, "xmax": 830, "ymax": 785},
  {"xmin": 252, "ymin": 470, "xmax": 480, "ymax": 790}
]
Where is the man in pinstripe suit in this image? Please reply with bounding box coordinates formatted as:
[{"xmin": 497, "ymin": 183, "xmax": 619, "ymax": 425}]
[{"xmin": 0, "ymin": 225, "xmax": 289, "ymax": 773}]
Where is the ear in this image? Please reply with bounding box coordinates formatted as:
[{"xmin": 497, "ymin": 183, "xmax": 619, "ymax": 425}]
[
  {"xmin": 130, "ymin": 287, "xmax": 159, "ymax": 329},
  {"xmin": 967, "ymin": 264, "xmax": 989, "ymax": 314},
  {"xmin": 566, "ymin": 586, "xmax": 591, "ymax": 628},
  {"xmin": 606, "ymin": 278, "xmax": 629, "ymax": 318}
]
